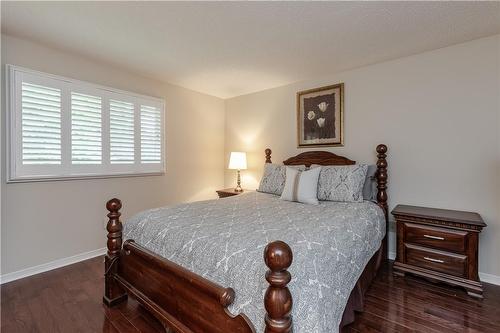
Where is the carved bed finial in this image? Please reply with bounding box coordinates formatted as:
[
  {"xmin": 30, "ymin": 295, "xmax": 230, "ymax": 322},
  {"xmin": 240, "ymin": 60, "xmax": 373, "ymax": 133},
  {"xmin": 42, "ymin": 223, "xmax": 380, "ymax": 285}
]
[
  {"xmin": 265, "ymin": 148, "xmax": 272, "ymax": 163},
  {"xmin": 264, "ymin": 241, "xmax": 293, "ymax": 333},
  {"xmin": 103, "ymin": 198, "xmax": 127, "ymax": 306},
  {"xmin": 106, "ymin": 198, "xmax": 122, "ymax": 257}
]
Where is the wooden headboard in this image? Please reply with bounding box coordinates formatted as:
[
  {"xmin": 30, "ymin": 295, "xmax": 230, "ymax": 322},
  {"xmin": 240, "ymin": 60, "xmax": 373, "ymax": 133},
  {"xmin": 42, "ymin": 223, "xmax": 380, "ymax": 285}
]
[
  {"xmin": 283, "ymin": 151, "xmax": 355, "ymax": 167},
  {"xmin": 264, "ymin": 144, "xmax": 389, "ymax": 258}
]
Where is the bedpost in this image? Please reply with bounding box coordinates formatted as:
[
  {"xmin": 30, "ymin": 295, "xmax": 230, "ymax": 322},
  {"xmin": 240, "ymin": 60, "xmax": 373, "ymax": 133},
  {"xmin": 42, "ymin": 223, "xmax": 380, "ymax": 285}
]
[
  {"xmin": 103, "ymin": 198, "xmax": 127, "ymax": 306},
  {"xmin": 265, "ymin": 148, "xmax": 272, "ymax": 163},
  {"xmin": 376, "ymin": 144, "xmax": 389, "ymax": 261},
  {"xmin": 264, "ymin": 241, "xmax": 293, "ymax": 333}
]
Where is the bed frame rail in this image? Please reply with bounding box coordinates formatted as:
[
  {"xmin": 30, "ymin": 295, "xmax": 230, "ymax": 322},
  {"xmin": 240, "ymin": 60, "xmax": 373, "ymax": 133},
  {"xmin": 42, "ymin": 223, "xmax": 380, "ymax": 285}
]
[{"xmin": 118, "ymin": 240, "xmax": 254, "ymax": 332}]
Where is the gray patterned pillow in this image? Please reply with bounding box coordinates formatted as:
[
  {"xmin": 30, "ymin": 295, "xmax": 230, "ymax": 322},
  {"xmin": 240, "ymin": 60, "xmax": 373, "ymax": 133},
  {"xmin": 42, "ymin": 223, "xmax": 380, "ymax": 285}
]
[
  {"xmin": 316, "ymin": 164, "xmax": 368, "ymax": 202},
  {"xmin": 257, "ymin": 163, "xmax": 306, "ymax": 195}
]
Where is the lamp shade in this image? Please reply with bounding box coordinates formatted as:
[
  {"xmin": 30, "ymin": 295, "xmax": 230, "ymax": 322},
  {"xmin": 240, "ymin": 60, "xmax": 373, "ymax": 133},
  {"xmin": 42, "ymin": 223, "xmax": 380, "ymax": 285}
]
[{"xmin": 228, "ymin": 152, "xmax": 247, "ymax": 170}]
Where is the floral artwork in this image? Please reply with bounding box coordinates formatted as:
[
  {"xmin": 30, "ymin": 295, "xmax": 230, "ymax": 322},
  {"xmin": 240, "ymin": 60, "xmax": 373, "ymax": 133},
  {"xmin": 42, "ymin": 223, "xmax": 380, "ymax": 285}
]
[{"xmin": 297, "ymin": 83, "xmax": 344, "ymax": 147}]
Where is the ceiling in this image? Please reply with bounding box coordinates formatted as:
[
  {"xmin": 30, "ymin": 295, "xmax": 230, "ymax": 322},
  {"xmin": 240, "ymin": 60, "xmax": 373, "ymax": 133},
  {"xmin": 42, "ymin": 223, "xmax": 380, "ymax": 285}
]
[{"xmin": 2, "ymin": 1, "xmax": 499, "ymax": 99}]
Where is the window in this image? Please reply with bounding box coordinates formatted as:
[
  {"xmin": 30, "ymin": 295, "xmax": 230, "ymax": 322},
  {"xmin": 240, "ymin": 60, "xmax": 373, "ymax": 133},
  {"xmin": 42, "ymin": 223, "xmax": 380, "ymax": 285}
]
[
  {"xmin": 109, "ymin": 99, "xmax": 135, "ymax": 164},
  {"xmin": 140, "ymin": 105, "xmax": 162, "ymax": 163},
  {"xmin": 71, "ymin": 92, "xmax": 102, "ymax": 164},
  {"xmin": 7, "ymin": 65, "xmax": 165, "ymax": 182},
  {"xmin": 21, "ymin": 82, "xmax": 62, "ymax": 165}
]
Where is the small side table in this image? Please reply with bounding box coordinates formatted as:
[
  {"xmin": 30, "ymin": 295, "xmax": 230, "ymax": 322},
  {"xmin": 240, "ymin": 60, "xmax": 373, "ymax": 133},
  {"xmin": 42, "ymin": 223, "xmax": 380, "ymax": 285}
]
[
  {"xmin": 216, "ymin": 188, "xmax": 246, "ymax": 198},
  {"xmin": 392, "ymin": 204, "xmax": 486, "ymax": 298}
]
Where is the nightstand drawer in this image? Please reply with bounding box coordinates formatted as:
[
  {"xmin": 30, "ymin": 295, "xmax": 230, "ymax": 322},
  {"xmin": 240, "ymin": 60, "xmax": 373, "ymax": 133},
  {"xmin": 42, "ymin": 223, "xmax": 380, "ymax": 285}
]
[
  {"xmin": 405, "ymin": 244, "xmax": 467, "ymax": 277},
  {"xmin": 405, "ymin": 223, "xmax": 467, "ymax": 253}
]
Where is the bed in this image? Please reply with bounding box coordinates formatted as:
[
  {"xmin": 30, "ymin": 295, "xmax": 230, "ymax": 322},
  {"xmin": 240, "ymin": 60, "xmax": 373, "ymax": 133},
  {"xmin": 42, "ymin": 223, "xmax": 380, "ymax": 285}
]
[{"xmin": 103, "ymin": 145, "xmax": 389, "ymax": 333}]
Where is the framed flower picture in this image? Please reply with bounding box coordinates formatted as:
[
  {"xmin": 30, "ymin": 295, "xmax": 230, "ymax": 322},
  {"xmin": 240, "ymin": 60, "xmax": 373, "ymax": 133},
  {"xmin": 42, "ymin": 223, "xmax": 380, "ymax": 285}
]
[{"xmin": 296, "ymin": 83, "xmax": 344, "ymax": 147}]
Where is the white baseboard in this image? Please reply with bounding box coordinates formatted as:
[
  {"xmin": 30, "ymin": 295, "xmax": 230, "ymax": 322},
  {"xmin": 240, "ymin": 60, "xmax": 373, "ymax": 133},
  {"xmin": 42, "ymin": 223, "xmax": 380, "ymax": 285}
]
[
  {"xmin": 0, "ymin": 247, "xmax": 106, "ymax": 284},
  {"xmin": 387, "ymin": 251, "xmax": 500, "ymax": 286},
  {"xmin": 479, "ymin": 272, "xmax": 500, "ymax": 286}
]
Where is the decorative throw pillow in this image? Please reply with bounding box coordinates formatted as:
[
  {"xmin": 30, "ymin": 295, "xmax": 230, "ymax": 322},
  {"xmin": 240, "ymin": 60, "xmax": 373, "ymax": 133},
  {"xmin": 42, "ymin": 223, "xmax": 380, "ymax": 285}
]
[
  {"xmin": 257, "ymin": 164, "xmax": 306, "ymax": 195},
  {"xmin": 280, "ymin": 166, "xmax": 321, "ymax": 205},
  {"xmin": 316, "ymin": 164, "xmax": 368, "ymax": 202}
]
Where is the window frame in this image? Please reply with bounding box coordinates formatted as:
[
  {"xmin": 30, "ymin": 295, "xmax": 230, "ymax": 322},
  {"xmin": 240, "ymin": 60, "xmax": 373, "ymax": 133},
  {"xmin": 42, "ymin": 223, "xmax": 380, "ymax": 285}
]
[{"xmin": 6, "ymin": 64, "xmax": 166, "ymax": 183}]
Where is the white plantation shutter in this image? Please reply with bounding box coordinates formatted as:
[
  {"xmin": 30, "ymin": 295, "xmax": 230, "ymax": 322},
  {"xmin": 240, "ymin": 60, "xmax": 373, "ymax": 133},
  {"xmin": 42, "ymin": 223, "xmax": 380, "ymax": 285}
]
[
  {"xmin": 110, "ymin": 99, "xmax": 135, "ymax": 164},
  {"xmin": 71, "ymin": 92, "xmax": 102, "ymax": 164},
  {"xmin": 21, "ymin": 82, "xmax": 62, "ymax": 165},
  {"xmin": 140, "ymin": 105, "xmax": 162, "ymax": 163},
  {"xmin": 8, "ymin": 65, "xmax": 165, "ymax": 182}
]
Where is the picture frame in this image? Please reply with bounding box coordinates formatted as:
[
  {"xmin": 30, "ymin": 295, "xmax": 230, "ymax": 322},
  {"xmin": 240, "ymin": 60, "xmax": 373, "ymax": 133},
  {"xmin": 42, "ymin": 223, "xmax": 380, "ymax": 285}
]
[{"xmin": 296, "ymin": 83, "xmax": 344, "ymax": 147}]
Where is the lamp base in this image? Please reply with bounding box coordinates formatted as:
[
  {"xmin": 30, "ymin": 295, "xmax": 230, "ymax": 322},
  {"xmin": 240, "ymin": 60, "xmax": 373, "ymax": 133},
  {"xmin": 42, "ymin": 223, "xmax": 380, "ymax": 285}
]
[{"xmin": 235, "ymin": 169, "xmax": 243, "ymax": 192}]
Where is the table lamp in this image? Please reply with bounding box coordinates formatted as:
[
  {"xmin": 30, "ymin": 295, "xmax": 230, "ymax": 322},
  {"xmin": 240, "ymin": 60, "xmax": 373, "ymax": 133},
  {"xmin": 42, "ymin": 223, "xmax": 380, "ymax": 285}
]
[{"xmin": 228, "ymin": 152, "xmax": 247, "ymax": 192}]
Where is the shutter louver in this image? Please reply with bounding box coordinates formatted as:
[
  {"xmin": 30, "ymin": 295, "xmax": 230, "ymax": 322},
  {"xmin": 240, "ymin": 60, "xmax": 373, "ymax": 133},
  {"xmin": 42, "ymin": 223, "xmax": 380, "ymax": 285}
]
[
  {"xmin": 140, "ymin": 105, "xmax": 162, "ymax": 163},
  {"xmin": 71, "ymin": 93, "xmax": 102, "ymax": 164},
  {"xmin": 110, "ymin": 99, "xmax": 135, "ymax": 164},
  {"xmin": 21, "ymin": 82, "xmax": 62, "ymax": 165}
]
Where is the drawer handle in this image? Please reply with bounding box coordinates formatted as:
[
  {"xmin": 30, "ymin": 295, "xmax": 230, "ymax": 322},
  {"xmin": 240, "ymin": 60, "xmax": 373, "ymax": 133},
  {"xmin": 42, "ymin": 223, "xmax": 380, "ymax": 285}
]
[
  {"xmin": 423, "ymin": 256, "xmax": 444, "ymax": 264},
  {"xmin": 423, "ymin": 234, "xmax": 444, "ymax": 241}
]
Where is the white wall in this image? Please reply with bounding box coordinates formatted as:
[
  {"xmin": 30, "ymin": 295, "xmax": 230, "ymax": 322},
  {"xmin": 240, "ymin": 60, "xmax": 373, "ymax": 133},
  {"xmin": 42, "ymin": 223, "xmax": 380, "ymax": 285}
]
[
  {"xmin": 225, "ymin": 35, "xmax": 500, "ymax": 278},
  {"xmin": 2, "ymin": 33, "xmax": 499, "ymax": 282},
  {"xmin": 1, "ymin": 35, "xmax": 225, "ymax": 275}
]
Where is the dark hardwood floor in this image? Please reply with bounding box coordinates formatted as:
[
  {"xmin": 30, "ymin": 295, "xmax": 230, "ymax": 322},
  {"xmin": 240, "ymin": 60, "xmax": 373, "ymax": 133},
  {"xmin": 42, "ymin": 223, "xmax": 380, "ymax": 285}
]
[{"xmin": 2, "ymin": 257, "xmax": 500, "ymax": 332}]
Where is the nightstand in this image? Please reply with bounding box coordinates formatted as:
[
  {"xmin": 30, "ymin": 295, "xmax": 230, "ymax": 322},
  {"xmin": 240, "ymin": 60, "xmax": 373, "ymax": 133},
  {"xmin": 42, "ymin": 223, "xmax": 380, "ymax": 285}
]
[
  {"xmin": 392, "ymin": 205, "xmax": 486, "ymax": 298},
  {"xmin": 216, "ymin": 188, "xmax": 246, "ymax": 198}
]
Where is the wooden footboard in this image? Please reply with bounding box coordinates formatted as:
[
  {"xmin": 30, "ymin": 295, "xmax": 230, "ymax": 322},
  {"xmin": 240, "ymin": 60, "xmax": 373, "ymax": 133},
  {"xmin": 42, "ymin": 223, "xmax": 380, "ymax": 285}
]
[{"xmin": 103, "ymin": 198, "xmax": 293, "ymax": 333}]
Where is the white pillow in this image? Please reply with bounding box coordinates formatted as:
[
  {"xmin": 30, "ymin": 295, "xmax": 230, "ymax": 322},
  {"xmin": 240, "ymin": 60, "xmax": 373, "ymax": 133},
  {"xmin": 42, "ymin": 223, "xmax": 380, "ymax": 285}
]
[{"xmin": 280, "ymin": 166, "xmax": 321, "ymax": 205}]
